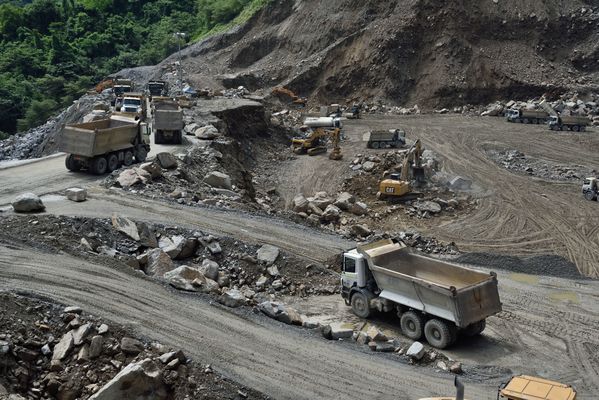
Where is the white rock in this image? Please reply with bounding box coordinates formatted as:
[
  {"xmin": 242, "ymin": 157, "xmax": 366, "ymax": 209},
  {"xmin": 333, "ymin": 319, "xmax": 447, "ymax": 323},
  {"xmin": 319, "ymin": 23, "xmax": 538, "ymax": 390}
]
[
  {"xmin": 111, "ymin": 214, "xmax": 140, "ymax": 241},
  {"xmin": 257, "ymin": 244, "xmax": 280, "ymax": 266},
  {"xmin": 406, "ymin": 341, "xmax": 426, "ymax": 360},
  {"xmin": 219, "ymin": 289, "xmax": 246, "ymax": 308},
  {"xmin": 89, "ymin": 358, "xmax": 167, "ymax": 400},
  {"xmin": 204, "ymin": 171, "xmax": 232, "ymax": 190},
  {"xmin": 66, "ymin": 188, "xmax": 87, "ymax": 202}
]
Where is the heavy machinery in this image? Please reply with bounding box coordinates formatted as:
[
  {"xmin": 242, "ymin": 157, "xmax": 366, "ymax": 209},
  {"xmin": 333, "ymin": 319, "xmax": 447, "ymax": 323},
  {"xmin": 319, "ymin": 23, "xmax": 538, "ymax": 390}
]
[
  {"xmin": 147, "ymin": 80, "xmax": 168, "ymax": 99},
  {"xmin": 341, "ymin": 239, "xmax": 502, "ymax": 349},
  {"xmin": 272, "ymin": 87, "xmax": 307, "ymax": 107},
  {"xmin": 292, "ymin": 127, "xmax": 342, "ymax": 160},
  {"xmin": 548, "ymin": 115, "xmax": 590, "ymax": 131},
  {"xmin": 506, "ymin": 108, "xmax": 550, "ymax": 124},
  {"xmin": 420, "ymin": 375, "xmax": 576, "ymax": 400},
  {"xmin": 60, "ymin": 114, "xmax": 150, "ymax": 174},
  {"xmin": 365, "ymin": 129, "xmax": 405, "ymax": 149},
  {"xmin": 119, "ymin": 92, "xmax": 147, "ymax": 119},
  {"xmin": 153, "ymin": 99, "xmax": 184, "ymax": 144},
  {"xmin": 582, "ymin": 177, "xmax": 599, "ymax": 201},
  {"xmin": 377, "ymin": 139, "xmax": 424, "ymax": 200}
]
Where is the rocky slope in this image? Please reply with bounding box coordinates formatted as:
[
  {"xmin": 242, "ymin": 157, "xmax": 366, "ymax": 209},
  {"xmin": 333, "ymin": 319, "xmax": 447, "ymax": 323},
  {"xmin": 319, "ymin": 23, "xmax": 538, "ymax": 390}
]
[{"xmin": 171, "ymin": 0, "xmax": 599, "ymax": 108}]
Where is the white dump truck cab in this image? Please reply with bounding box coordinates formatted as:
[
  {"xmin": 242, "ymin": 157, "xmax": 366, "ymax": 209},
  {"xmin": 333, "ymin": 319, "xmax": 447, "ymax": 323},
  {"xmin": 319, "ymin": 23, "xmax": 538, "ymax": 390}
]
[
  {"xmin": 548, "ymin": 115, "xmax": 559, "ymax": 128},
  {"xmin": 122, "ymin": 97, "xmax": 143, "ymax": 114},
  {"xmin": 506, "ymin": 109, "xmax": 521, "ymax": 121}
]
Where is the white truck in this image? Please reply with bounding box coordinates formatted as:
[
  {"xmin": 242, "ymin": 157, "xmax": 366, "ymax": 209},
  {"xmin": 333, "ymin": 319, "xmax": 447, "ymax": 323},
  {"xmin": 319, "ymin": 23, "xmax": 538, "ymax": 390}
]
[
  {"xmin": 549, "ymin": 115, "xmax": 590, "ymax": 132},
  {"xmin": 341, "ymin": 239, "xmax": 502, "ymax": 348},
  {"xmin": 505, "ymin": 108, "xmax": 550, "ymax": 124}
]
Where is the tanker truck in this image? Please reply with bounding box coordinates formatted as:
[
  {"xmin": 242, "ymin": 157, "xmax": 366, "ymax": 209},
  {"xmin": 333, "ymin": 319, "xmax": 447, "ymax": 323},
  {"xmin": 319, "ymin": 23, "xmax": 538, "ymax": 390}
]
[
  {"xmin": 60, "ymin": 114, "xmax": 150, "ymax": 174},
  {"xmin": 341, "ymin": 239, "xmax": 502, "ymax": 348}
]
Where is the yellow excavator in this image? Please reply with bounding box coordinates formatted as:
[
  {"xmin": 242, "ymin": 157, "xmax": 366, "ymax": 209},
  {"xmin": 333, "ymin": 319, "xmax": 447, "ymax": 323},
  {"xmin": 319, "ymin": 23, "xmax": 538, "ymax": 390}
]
[
  {"xmin": 291, "ymin": 127, "xmax": 342, "ymax": 160},
  {"xmin": 377, "ymin": 139, "xmax": 425, "ymax": 200},
  {"xmin": 420, "ymin": 376, "xmax": 576, "ymax": 400},
  {"xmin": 272, "ymin": 87, "xmax": 307, "ymax": 107}
]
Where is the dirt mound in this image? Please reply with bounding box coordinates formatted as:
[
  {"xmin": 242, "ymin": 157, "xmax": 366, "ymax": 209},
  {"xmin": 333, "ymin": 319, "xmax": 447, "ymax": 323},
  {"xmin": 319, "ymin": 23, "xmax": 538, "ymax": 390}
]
[{"xmin": 170, "ymin": 0, "xmax": 599, "ymax": 109}]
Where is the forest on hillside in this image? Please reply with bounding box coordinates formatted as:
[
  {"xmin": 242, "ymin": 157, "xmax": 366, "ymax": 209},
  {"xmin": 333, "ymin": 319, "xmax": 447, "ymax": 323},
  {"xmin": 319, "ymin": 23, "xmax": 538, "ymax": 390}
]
[{"xmin": 0, "ymin": 0, "xmax": 267, "ymax": 137}]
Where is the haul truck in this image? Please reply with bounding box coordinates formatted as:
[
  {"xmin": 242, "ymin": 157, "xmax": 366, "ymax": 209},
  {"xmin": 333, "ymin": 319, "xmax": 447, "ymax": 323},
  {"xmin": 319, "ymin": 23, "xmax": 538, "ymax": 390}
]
[
  {"xmin": 548, "ymin": 115, "xmax": 590, "ymax": 132},
  {"xmin": 341, "ymin": 239, "xmax": 502, "ymax": 348},
  {"xmin": 153, "ymin": 99, "xmax": 184, "ymax": 144},
  {"xmin": 506, "ymin": 108, "xmax": 550, "ymax": 124},
  {"xmin": 60, "ymin": 115, "xmax": 150, "ymax": 174},
  {"xmin": 365, "ymin": 129, "xmax": 406, "ymax": 149}
]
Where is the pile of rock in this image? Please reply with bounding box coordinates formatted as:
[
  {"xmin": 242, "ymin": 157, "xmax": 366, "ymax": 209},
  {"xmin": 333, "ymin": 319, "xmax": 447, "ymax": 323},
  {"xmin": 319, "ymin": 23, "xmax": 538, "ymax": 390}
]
[{"xmin": 396, "ymin": 231, "xmax": 460, "ymax": 255}]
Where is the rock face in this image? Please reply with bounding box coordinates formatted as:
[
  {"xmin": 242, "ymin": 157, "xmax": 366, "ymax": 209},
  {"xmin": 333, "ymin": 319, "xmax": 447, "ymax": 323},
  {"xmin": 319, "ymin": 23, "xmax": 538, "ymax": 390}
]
[
  {"xmin": 257, "ymin": 244, "xmax": 280, "ymax": 266},
  {"xmin": 89, "ymin": 358, "xmax": 167, "ymax": 400},
  {"xmin": 156, "ymin": 152, "xmax": 177, "ymax": 169},
  {"xmin": 65, "ymin": 188, "xmax": 87, "ymax": 202},
  {"xmin": 204, "ymin": 171, "xmax": 232, "ymax": 190},
  {"xmin": 12, "ymin": 193, "xmax": 45, "ymax": 213}
]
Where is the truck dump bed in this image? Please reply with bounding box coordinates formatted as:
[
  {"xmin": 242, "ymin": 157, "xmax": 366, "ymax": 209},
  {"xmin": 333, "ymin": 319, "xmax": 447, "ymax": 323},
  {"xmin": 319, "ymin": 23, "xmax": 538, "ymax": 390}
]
[
  {"xmin": 561, "ymin": 115, "xmax": 590, "ymax": 125},
  {"xmin": 500, "ymin": 375, "xmax": 577, "ymax": 400},
  {"xmin": 154, "ymin": 101, "xmax": 184, "ymax": 131},
  {"xmin": 358, "ymin": 240, "xmax": 502, "ymax": 327},
  {"xmin": 59, "ymin": 115, "xmax": 139, "ymax": 157}
]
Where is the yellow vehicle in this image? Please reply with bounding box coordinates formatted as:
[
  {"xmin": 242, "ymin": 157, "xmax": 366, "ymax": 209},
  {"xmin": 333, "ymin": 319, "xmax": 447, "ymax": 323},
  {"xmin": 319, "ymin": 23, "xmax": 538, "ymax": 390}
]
[
  {"xmin": 291, "ymin": 127, "xmax": 342, "ymax": 160},
  {"xmin": 377, "ymin": 139, "xmax": 424, "ymax": 200},
  {"xmin": 420, "ymin": 376, "xmax": 576, "ymax": 400}
]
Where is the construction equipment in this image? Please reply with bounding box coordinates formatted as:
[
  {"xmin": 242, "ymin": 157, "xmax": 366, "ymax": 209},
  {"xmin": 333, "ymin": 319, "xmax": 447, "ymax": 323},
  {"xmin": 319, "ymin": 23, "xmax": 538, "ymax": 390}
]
[
  {"xmin": 147, "ymin": 80, "xmax": 168, "ymax": 99},
  {"xmin": 377, "ymin": 139, "xmax": 424, "ymax": 200},
  {"xmin": 419, "ymin": 375, "xmax": 576, "ymax": 400},
  {"xmin": 272, "ymin": 87, "xmax": 307, "ymax": 107},
  {"xmin": 95, "ymin": 78, "xmax": 115, "ymax": 93},
  {"xmin": 60, "ymin": 114, "xmax": 151, "ymax": 174},
  {"xmin": 119, "ymin": 92, "xmax": 147, "ymax": 120},
  {"xmin": 341, "ymin": 239, "xmax": 502, "ymax": 349},
  {"xmin": 292, "ymin": 127, "xmax": 342, "ymax": 159},
  {"xmin": 153, "ymin": 99, "xmax": 184, "ymax": 144},
  {"xmin": 506, "ymin": 108, "xmax": 550, "ymax": 124},
  {"xmin": 365, "ymin": 129, "xmax": 405, "ymax": 149},
  {"xmin": 548, "ymin": 115, "xmax": 590, "ymax": 132},
  {"xmin": 582, "ymin": 177, "xmax": 599, "ymax": 201}
]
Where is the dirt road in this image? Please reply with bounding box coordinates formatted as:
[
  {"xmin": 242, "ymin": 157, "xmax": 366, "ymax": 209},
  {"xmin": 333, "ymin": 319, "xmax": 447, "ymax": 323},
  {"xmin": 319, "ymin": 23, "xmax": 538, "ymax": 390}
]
[
  {"xmin": 0, "ymin": 243, "xmax": 500, "ymax": 400},
  {"xmin": 278, "ymin": 115, "xmax": 599, "ymax": 277}
]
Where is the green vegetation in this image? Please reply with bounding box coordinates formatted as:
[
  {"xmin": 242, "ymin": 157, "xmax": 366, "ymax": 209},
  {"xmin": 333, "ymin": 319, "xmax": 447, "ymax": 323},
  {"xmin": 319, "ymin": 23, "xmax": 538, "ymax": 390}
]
[{"xmin": 0, "ymin": 0, "xmax": 269, "ymax": 135}]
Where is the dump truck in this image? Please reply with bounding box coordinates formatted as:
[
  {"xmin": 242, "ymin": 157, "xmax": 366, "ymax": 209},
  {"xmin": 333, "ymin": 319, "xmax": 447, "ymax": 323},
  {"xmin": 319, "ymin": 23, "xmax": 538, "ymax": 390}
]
[
  {"xmin": 506, "ymin": 108, "xmax": 550, "ymax": 124},
  {"xmin": 153, "ymin": 99, "xmax": 184, "ymax": 144},
  {"xmin": 420, "ymin": 375, "xmax": 576, "ymax": 400},
  {"xmin": 60, "ymin": 114, "xmax": 150, "ymax": 174},
  {"xmin": 341, "ymin": 239, "xmax": 502, "ymax": 348},
  {"xmin": 147, "ymin": 80, "xmax": 168, "ymax": 99},
  {"xmin": 548, "ymin": 115, "xmax": 590, "ymax": 131},
  {"xmin": 112, "ymin": 78, "xmax": 133, "ymax": 107},
  {"xmin": 365, "ymin": 129, "xmax": 406, "ymax": 149}
]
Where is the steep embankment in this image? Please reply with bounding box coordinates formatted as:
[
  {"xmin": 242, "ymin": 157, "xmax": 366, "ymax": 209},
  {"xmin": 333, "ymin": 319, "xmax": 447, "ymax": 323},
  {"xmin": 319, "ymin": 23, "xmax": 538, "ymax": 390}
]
[{"xmin": 175, "ymin": 0, "xmax": 599, "ymax": 107}]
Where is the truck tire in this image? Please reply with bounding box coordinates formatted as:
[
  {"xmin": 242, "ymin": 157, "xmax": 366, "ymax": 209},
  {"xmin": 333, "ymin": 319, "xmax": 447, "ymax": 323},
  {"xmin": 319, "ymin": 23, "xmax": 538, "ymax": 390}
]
[
  {"xmin": 176, "ymin": 131, "xmax": 182, "ymax": 145},
  {"xmin": 123, "ymin": 150, "xmax": 134, "ymax": 166},
  {"xmin": 424, "ymin": 319, "xmax": 452, "ymax": 349},
  {"xmin": 522, "ymin": 118, "xmax": 529, "ymax": 124},
  {"xmin": 463, "ymin": 319, "xmax": 486, "ymax": 336},
  {"xmin": 135, "ymin": 146, "xmax": 148, "ymax": 163},
  {"xmin": 573, "ymin": 125, "xmax": 580, "ymax": 132},
  {"xmin": 65, "ymin": 155, "xmax": 81, "ymax": 172},
  {"xmin": 155, "ymin": 130, "xmax": 162, "ymax": 144},
  {"xmin": 91, "ymin": 156, "xmax": 108, "ymax": 175},
  {"xmin": 584, "ymin": 191, "xmax": 596, "ymax": 201},
  {"xmin": 350, "ymin": 291, "xmax": 371, "ymax": 319},
  {"xmin": 400, "ymin": 311, "xmax": 424, "ymax": 340},
  {"xmin": 372, "ymin": 141, "xmax": 380, "ymax": 149},
  {"xmin": 107, "ymin": 153, "xmax": 119, "ymax": 172}
]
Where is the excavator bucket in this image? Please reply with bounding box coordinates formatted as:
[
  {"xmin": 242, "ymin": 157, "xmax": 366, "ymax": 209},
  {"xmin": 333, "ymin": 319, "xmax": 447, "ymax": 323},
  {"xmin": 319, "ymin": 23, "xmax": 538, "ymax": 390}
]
[{"xmin": 412, "ymin": 166, "xmax": 425, "ymax": 183}]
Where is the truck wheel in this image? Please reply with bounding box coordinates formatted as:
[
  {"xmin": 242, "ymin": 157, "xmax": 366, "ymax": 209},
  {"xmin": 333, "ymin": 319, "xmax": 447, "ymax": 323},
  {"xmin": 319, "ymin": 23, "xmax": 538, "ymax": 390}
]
[
  {"xmin": 176, "ymin": 131, "xmax": 182, "ymax": 145},
  {"xmin": 350, "ymin": 292, "xmax": 371, "ymax": 319},
  {"xmin": 65, "ymin": 155, "xmax": 81, "ymax": 172},
  {"xmin": 573, "ymin": 125, "xmax": 580, "ymax": 132},
  {"xmin": 135, "ymin": 146, "xmax": 148, "ymax": 163},
  {"xmin": 463, "ymin": 320, "xmax": 486, "ymax": 336},
  {"xmin": 107, "ymin": 153, "xmax": 119, "ymax": 172},
  {"xmin": 584, "ymin": 191, "xmax": 596, "ymax": 201},
  {"xmin": 91, "ymin": 156, "xmax": 108, "ymax": 175},
  {"xmin": 372, "ymin": 142, "xmax": 380, "ymax": 149},
  {"xmin": 523, "ymin": 118, "xmax": 529, "ymax": 124},
  {"xmin": 581, "ymin": 126, "xmax": 586, "ymax": 132},
  {"xmin": 424, "ymin": 319, "xmax": 452, "ymax": 349},
  {"xmin": 400, "ymin": 311, "xmax": 424, "ymax": 340},
  {"xmin": 123, "ymin": 151, "xmax": 134, "ymax": 166}
]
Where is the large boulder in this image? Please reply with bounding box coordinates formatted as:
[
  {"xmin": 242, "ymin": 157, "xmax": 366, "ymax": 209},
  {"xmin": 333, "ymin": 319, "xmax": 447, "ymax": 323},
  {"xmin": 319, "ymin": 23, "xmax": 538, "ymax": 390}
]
[
  {"xmin": 200, "ymin": 259, "xmax": 219, "ymax": 280},
  {"xmin": 111, "ymin": 214, "xmax": 140, "ymax": 241},
  {"xmin": 195, "ymin": 125, "xmax": 219, "ymax": 139},
  {"xmin": 145, "ymin": 249, "xmax": 174, "ymax": 277},
  {"xmin": 156, "ymin": 152, "xmax": 178, "ymax": 169},
  {"xmin": 406, "ymin": 341, "xmax": 425, "ymax": 360},
  {"xmin": 219, "ymin": 289, "xmax": 246, "ymax": 308},
  {"xmin": 89, "ymin": 358, "xmax": 167, "ymax": 400},
  {"xmin": 159, "ymin": 236, "xmax": 197, "ymax": 260},
  {"xmin": 257, "ymin": 244, "xmax": 280, "ymax": 266},
  {"xmin": 163, "ymin": 266, "xmax": 205, "ymax": 292},
  {"xmin": 204, "ymin": 171, "xmax": 232, "ymax": 190},
  {"xmin": 292, "ymin": 194, "xmax": 309, "ymax": 212},
  {"xmin": 307, "ymin": 192, "xmax": 333, "ymax": 210},
  {"xmin": 449, "ymin": 176, "xmax": 472, "ymax": 191},
  {"xmin": 258, "ymin": 302, "xmax": 302, "ymax": 325},
  {"xmin": 65, "ymin": 188, "xmax": 87, "ymax": 202},
  {"xmin": 12, "ymin": 193, "xmax": 45, "ymax": 213}
]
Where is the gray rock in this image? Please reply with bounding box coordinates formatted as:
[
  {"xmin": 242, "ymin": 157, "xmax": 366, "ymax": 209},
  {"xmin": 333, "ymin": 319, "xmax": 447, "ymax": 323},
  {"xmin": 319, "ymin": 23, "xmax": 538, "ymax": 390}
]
[
  {"xmin": 204, "ymin": 171, "xmax": 232, "ymax": 190},
  {"xmin": 163, "ymin": 266, "xmax": 206, "ymax": 291},
  {"xmin": 356, "ymin": 331, "xmax": 370, "ymax": 345},
  {"xmin": 89, "ymin": 358, "xmax": 167, "ymax": 400},
  {"xmin": 255, "ymin": 275, "xmax": 268, "ymax": 288},
  {"xmin": 415, "ymin": 201, "xmax": 442, "ymax": 214},
  {"xmin": 349, "ymin": 201, "xmax": 368, "ymax": 216},
  {"xmin": 258, "ymin": 302, "xmax": 301, "ymax": 325},
  {"xmin": 120, "ymin": 337, "xmax": 144, "ymax": 355},
  {"xmin": 406, "ymin": 341, "xmax": 425, "ymax": 360},
  {"xmin": 63, "ymin": 306, "xmax": 82, "ymax": 314},
  {"xmin": 207, "ymin": 241, "xmax": 222, "ymax": 255},
  {"xmin": 362, "ymin": 161, "xmax": 376, "ymax": 172},
  {"xmin": 322, "ymin": 204, "xmax": 341, "ymax": 222},
  {"xmin": 89, "ymin": 335, "xmax": 103, "ymax": 359},
  {"xmin": 351, "ymin": 224, "xmax": 372, "ymax": 237},
  {"xmin": 98, "ymin": 324, "xmax": 109, "ymax": 335},
  {"xmin": 292, "ymin": 194, "xmax": 309, "ymax": 212},
  {"xmin": 334, "ymin": 192, "xmax": 356, "ymax": 210},
  {"xmin": 52, "ymin": 332, "xmax": 74, "ymax": 361},
  {"xmin": 0, "ymin": 340, "xmax": 9, "ymax": 355},
  {"xmin": 449, "ymin": 176, "xmax": 472, "ymax": 191},
  {"xmin": 328, "ymin": 322, "xmax": 354, "ymax": 340},
  {"xmin": 257, "ymin": 244, "xmax": 280, "ymax": 266},
  {"xmin": 201, "ymin": 259, "xmax": 219, "ymax": 280},
  {"xmin": 12, "ymin": 193, "xmax": 45, "ymax": 213},
  {"xmin": 195, "ymin": 124, "xmax": 219, "ymax": 139},
  {"xmin": 72, "ymin": 323, "xmax": 92, "ymax": 346},
  {"xmin": 66, "ymin": 188, "xmax": 87, "ymax": 202},
  {"xmin": 266, "ymin": 265, "xmax": 279, "ymax": 277},
  {"xmin": 156, "ymin": 152, "xmax": 178, "ymax": 169},
  {"xmin": 111, "ymin": 214, "xmax": 140, "ymax": 241},
  {"xmin": 308, "ymin": 192, "xmax": 333, "ymax": 209},
  {"xmin": 139, "ymin": 162, "xmax": 162, "ymax": 179},
  {"xmin": 219, "ymin": 289, "xmax": 246, "ymax": 308},
  {"xmin": 136, "ymin": 222, "xmax": 158, "ymax": 248},
  {"xmin": 371, "ymin": 340, "xmax": 395, "ymax": 352},
  {"xmin": 41, "ymin": 343, "xmax": 52, "ymax": 356},
  {"xmin": 145, "ymin": 248, "xmax": 174, "ymax": 277},
  {"xmin": 117, "ymin": 168, "xmax": 149, "ymax": 188},
  {"xmin": 213, "ymin": 188, "xmax": 241, "ymax": 199},
  {"xmin": 366, "ymin": 326, "xmax": 387, "ymax": 342},
  {"xmin": 160, "ymin": 235, "xmax": 197, "ymax": 259}
]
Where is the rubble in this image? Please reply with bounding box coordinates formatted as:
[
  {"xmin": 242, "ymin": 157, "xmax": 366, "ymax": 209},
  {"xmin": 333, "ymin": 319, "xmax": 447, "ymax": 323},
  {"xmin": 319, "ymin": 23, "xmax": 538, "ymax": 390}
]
[
  {"xmin": 219, "ymin": 289, "xmax": 246, "ymax": 308},
  {"xmin": 163, "ymin": 265, "xmax": 205, "ymax": 291},
  {"xmin": 89, "ymin": 358, "xmax": 167, "ymax": 400},
  {"xmin": 11, "ymin": 193, "xmax": 45, "ymax": 213},
  {"xmin": 110, "ymin": 214, "xmax": 139, "ymax": 241},
  {"xmin": 406, "ymin": 342, "xmax": 426, "ymax": 360}
]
